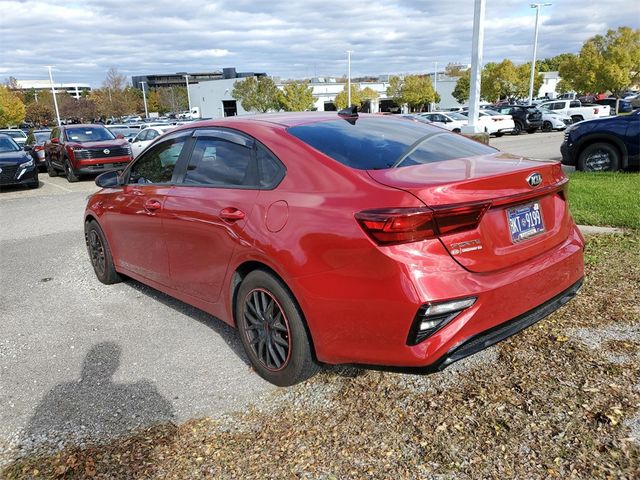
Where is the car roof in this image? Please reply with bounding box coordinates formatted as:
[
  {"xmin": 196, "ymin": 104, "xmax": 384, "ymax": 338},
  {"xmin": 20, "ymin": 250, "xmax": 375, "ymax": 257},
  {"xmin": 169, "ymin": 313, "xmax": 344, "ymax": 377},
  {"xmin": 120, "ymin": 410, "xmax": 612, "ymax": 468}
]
[
  {"xmin": 176, "ymin": 112, "xmax": 403, "ymax": 130},
  {"xmin": 62, "ymin": 124, "xmax": 107, "ymax": 129}
]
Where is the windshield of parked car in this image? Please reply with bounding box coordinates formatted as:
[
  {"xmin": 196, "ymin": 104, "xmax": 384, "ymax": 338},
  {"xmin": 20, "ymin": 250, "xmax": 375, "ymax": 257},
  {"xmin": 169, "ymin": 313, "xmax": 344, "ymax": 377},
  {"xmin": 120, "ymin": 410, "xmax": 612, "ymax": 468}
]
[
  {"xmin": 108, "ymin": 127, "xmax": 137, "ymax": 138},
  {"xmin": 448, "ymin": 112, "xmax": 468, "ymax": 120},
  {"xmin": 1, "ymin": 130, "xmax": 26, "ymax": 139},
  {"xmin": 0, "ymin": 135, "xmax": 20, "ymax": 152},
  {"xmin": 287, "ymin": 117, "xmax": 496, "ymax": 170},
  {"xmin": 65, "ymin": 126, "xmax": 115, "ymax": 142}
]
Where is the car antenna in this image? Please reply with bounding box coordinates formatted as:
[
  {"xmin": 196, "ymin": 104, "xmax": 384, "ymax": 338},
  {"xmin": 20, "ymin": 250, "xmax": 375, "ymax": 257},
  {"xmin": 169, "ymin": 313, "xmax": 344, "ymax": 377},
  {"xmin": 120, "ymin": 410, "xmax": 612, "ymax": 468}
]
[{"xmin": 338, "ymin": 105, "xmax": 358, "ymax": 124}]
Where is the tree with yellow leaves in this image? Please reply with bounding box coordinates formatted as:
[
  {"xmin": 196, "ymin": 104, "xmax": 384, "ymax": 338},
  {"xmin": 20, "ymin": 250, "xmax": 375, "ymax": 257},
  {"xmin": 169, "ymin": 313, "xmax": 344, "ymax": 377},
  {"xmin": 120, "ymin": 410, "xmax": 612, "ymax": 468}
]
[{"xmin": 0, "ymin": 85, "xmax": 26, "ymax": 127}]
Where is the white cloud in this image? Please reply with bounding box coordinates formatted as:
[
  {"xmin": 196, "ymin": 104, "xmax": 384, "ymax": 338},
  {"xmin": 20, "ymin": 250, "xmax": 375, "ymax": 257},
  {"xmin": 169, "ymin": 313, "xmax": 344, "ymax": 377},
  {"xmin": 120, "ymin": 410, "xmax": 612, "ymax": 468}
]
[{"xmin": 1, "ymin": 0, "xmax": 638, "ymax": 86}]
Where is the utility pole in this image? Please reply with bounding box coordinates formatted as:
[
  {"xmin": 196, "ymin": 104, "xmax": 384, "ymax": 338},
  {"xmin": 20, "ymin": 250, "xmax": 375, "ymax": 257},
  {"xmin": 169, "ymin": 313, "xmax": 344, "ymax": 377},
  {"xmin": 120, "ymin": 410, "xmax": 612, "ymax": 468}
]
[
  {"xmin": 184, "ymin": 74, "xmax": 192, "ymax": 116},
  {"xmin": 462, "ymin": 0, "xmax": 486, "ymax": 134},
  {"xmin": 346, "ymin": 50, "xmax": 353, "ymax": 107},
  {"xmin": 46, "ymin": 66, "xmax": 61, "ymax": 126},
  {"xmin": 528, "ymin": 3, "xmax": 552, "ymax": 105},
  {"xmin": 140, "ymin": 81, "xmax": 149, "ymax": 119}
]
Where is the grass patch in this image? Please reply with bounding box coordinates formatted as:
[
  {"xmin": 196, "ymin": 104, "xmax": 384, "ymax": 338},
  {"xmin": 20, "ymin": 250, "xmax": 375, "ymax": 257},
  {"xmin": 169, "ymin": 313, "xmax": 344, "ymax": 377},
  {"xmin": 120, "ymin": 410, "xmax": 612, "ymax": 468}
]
[
  {"xmin": 3, "ymin": 233, "xmax": 639, "ymax": 479},
  {"xmin": 567, "ymin": 172, "xmax": 640, "ymax": 229}
]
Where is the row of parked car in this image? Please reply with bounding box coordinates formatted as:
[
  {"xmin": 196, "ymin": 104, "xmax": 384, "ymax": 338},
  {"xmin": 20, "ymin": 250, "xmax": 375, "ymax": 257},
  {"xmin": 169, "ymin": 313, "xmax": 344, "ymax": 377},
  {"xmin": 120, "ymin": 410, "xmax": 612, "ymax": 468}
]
[
  {"xmin": 0, "ymin": 119, "xmax": 199, "ymax": 188},
  {"xmin": 415, "ymin": 98, "xmax": 618, "ymax": 137}
]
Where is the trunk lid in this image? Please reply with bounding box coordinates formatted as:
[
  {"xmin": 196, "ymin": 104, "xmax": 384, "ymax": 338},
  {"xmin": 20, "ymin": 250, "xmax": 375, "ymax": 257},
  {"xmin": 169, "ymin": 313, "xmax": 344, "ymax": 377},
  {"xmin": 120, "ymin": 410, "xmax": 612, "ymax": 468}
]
[{"xmin": 367, "ymin": 152, "xmax": 572, "ymax": 273}]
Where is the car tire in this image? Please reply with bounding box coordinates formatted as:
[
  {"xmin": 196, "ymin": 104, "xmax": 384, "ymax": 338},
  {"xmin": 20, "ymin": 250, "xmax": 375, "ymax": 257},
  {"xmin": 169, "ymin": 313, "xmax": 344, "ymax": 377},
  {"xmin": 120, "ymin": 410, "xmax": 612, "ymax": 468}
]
[
  {"xmin": 526, "ymin": 128, "xmax": 537, "ymax": 134},
  {"xmin": 85, "ymin": 220, "xmax": 122, "ymax": 285},
  {"xmin": 27, "ymin": 173, "xmax": 39, "ymax": 189},
  {"xmin": 64, "ymin": 158, "xmax": 79, "ymax": 183},
  {"xmin": 45, "ymin": 156, "xmax": 58, "ymax": 177},
  {"xmin": 571, "ymin": 115, "xmax": 584, "ymax": 124},
  {"xmin": 452, "ymin": 128, "xmax": 461, "ymax": 133},
  {"xmin": 235, "ymin": 270, "xmax": 320, "ymax": 386},
  {"xmin": 578, "ymin": 142, "xmax": 620, "ymax": 172},
  {"xmin": 511, "ymin": 121, "xmax": 522, "ymax": 135},
  {"xmin": 541, "ymin": 121, "xmax": 553, "ymax": 132},
  {"xmin": 494, "ymin": 132, "xmax": 504, "ymax": 137}
]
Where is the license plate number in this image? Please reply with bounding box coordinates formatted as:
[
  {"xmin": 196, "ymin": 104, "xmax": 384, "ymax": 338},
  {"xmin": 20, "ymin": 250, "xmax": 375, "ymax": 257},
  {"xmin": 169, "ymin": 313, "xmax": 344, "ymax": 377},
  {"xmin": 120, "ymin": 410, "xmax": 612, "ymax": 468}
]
[{"xmin": 507, "ymin": 202, "xmax": 545, "ymax": 242}]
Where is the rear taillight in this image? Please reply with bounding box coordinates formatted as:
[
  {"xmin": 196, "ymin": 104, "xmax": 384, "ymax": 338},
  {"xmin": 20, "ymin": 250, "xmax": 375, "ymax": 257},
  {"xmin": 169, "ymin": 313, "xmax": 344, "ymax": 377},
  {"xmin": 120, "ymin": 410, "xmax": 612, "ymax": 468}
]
[
  {"xmin": 355, "ymin": 202, "xmax": 490, "ymax": 246},
  {"xmin": 34, "ymin": 146, "xmax": 43, "ymax": 152}
]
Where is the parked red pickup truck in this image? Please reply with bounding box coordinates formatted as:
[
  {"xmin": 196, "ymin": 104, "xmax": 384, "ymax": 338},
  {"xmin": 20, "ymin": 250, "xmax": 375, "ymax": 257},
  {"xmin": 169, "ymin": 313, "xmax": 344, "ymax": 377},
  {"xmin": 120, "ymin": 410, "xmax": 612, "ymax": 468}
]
[{"xmin": 44, "ymin": 124, "xmax": 132, "ymax": 182}]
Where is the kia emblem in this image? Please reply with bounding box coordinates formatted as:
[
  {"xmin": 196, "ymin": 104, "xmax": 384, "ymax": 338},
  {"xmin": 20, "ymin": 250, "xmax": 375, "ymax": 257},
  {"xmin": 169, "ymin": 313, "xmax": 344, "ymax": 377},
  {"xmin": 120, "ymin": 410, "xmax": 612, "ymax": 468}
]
[
  {"xmin": 527, "ymin": 172, "xmax": 542, "ymax": 188},
  {"xmin": 103, "ymin": 148, "xmax": 110, "ymax": 155}
]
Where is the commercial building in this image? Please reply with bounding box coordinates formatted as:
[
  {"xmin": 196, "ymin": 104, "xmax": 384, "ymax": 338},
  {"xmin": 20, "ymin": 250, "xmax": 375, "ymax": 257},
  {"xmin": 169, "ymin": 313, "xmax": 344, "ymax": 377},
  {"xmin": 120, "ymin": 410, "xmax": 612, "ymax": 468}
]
[
  {"xmin": 15, "ymin": 79, "xmax": 91, "ymax": 99},
  {"xmin": 132, "ymin": 67, "xmax": 266, "ymax": 91}
]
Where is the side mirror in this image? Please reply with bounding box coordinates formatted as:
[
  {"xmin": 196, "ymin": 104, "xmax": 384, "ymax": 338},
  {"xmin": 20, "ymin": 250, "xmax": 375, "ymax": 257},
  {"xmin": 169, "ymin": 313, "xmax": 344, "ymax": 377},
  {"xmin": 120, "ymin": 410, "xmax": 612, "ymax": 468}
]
[
  {"xmin": 95, "ymin": 170, "xmax": 122, "ymax": 188},
  {"xmin": 115, "ymin": 133, "xmax": 125, "ymax": 139},
  {"xmin": 24, "ymin": 145, "xmax": 33, "ymax": 151},
  {"xmin": 128, "ymin": 138, "xmax": 133, "ymax": 143},
  {"xmin": 51, "ymin": 137, "xmax": 60, "ymax": 144}
]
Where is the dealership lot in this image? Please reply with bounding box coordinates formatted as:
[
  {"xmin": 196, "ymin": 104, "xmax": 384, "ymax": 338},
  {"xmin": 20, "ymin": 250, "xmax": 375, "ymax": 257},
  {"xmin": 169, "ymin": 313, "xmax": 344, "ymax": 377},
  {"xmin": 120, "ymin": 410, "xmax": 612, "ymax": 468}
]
[{"xmin": 0, "ymin": 130, "xmax": 592, "ymax": 463}]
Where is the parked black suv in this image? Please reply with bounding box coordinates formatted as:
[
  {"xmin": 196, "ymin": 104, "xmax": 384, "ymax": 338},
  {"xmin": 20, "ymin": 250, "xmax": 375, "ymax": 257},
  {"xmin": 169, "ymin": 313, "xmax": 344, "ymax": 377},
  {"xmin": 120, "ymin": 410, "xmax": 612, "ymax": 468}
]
[
  {"xmin": 561, "ymin": 109, "xmax": 639, "ymax": 171},
  {"xmin": 492, "ymin": 105, "xmax": 543, "ymax": 135}
]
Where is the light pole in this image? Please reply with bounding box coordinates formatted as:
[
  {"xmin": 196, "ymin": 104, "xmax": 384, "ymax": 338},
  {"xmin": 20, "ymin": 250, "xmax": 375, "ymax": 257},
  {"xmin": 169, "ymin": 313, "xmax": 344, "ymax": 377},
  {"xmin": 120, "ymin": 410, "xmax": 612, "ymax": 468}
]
[
  {"xmin": 139, "ymin": 81, "xmax": 149, "ymax": 119},
  {"xmin": 528, "ymin": 3, "xmax": 551, "ymax": 105},
  {"xmin": 346, "ymin": 50, "xmax": 353, "ymax": 107},
  {"xmin": 184, "ymin": 74, "xmax": 192, "ymax": 116},
  {"xmin": 433, "ymin": 61, "xmax": 438, "ymax": 111},
  {"xmin": 46, "ymin": 66, "xmax": 61, "ymax": 126},
  {"xmin": 462, "ymin": 0, "xmax": 486, "ymax": 134}
]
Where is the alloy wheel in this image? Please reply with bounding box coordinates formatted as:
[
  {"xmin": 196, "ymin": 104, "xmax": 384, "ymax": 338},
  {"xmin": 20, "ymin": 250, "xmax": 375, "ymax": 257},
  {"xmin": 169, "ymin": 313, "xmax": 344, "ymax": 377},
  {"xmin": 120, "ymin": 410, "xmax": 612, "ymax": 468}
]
[
  {"xmin": 88, "ymin": 230, "xmax": 106, "ymax": 277},
  {"xmin": 584, "ymin": 150, "xmax": 612, "ymax": 171},
  {"xmin": 243, "ymin": 288, "xmax": 291, "ymax": 371}
]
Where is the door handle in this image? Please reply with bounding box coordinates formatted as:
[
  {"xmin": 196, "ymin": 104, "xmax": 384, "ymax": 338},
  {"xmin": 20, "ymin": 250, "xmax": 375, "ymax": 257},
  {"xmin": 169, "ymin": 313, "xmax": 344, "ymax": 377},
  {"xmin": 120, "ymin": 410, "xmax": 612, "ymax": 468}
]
[
  {"xmin": 220, "ymin": 207, "xmax": 245, "ymax": 221},
  {"xmin": 144, "ymin": 199, "xmax": 162, "ymax": 212}
]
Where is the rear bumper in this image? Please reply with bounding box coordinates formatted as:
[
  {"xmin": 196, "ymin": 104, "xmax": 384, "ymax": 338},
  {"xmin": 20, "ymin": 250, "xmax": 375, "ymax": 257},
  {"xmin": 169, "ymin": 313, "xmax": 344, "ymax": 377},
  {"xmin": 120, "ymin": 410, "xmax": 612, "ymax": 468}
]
[{"xmin": 297, "ymin": 225, "xmax": 584, "ymax": 367}]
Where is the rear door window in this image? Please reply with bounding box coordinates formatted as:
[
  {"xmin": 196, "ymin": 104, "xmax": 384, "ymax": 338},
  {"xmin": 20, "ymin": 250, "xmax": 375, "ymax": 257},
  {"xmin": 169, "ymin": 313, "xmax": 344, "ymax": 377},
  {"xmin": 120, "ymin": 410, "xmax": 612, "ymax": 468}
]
[{"xmin": 569, "ymin": 100, "xmax": 581, "ymax": 108}]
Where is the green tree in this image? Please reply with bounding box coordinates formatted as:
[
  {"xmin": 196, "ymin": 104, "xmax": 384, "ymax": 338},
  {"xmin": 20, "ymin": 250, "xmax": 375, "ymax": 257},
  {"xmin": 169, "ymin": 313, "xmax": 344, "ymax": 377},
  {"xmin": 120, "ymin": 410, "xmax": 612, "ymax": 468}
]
[
  {"xmin": 386, "ymin": 75, "xmax": 437, "ymax": 112},
  {"xmin": 232, "ymin": 77, "xmax": 280, "ymax": 113},
  {"xmin": 0, "ymin": 85, "xmax": 26, "ymax": 127},
  {"xmin": 334, "ymin": 84, "xmax": 362, "ymax": 109},
  {"xmin": 278, "ymin": 81, "xmax": 315, "ymax": 111},
  {"xmin": 452, "ymin": 70, "xmax": 471, "ymax": 103},
  {"xmin": 559, "ymin": 26, "xmax": 640, "ymax": 96}
]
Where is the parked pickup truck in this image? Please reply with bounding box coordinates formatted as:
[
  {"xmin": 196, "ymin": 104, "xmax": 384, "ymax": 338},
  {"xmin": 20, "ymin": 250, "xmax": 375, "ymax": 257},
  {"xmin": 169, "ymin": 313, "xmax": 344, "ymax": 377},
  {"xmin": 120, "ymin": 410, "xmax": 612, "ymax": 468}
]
[{"xmin": 538, "ymin": 100, "xmax": 610, "ymax": 123}]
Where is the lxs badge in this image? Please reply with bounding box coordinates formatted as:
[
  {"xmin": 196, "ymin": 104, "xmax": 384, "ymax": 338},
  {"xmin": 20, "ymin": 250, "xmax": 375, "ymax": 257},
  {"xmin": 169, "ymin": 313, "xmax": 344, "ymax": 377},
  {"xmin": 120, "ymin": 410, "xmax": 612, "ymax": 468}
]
[{"xmin": 449, "ymin": 239, "xmax": 483, "ymax": 255}]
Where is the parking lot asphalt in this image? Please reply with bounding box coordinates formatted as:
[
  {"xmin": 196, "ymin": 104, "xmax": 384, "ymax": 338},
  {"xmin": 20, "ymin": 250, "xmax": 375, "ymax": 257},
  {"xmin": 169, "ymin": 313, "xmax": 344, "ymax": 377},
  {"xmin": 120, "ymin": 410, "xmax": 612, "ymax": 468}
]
[
  {"xmin": 0, "ymin": 176, "xmax": 270, "ymax": 463},
  {"xmin": 0, "ymin": 131, "xmax": 567, "ymax": 463}
]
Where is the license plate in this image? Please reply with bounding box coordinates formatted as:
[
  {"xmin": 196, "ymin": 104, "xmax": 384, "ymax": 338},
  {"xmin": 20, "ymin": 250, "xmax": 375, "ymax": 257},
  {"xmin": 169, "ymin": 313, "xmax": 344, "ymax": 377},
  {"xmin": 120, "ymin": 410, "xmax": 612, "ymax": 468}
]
[{"xmin": 507, "ymin": 202, "xmax": 545, "ymax": 242}]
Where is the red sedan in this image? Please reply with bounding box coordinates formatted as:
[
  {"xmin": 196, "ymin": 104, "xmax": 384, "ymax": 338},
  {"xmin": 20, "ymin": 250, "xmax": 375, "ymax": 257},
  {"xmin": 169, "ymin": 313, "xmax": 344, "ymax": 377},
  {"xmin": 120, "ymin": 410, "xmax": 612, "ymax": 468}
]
[{"xmin": 84, "ymin": 112, "xmax": 584, "ymax": 386}]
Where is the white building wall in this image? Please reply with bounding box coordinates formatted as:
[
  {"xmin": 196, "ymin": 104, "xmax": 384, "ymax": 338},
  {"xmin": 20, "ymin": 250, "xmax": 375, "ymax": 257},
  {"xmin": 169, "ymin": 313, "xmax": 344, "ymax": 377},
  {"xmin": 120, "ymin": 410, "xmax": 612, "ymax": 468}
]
[
  {"xmin": 189, "ymin": 78, "xmax": 251, "ymax": 119},
  {"xmin": 538, "ymin": 71, "xmax": 560, "ymax": 99}
]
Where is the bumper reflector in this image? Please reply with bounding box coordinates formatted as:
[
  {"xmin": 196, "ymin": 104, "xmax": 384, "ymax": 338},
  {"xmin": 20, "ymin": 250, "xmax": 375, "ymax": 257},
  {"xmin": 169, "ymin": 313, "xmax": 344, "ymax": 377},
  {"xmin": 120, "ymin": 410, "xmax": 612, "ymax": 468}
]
[{"xmin": 408, "ymin": 297, "xmax": 476, "ymax": 346}]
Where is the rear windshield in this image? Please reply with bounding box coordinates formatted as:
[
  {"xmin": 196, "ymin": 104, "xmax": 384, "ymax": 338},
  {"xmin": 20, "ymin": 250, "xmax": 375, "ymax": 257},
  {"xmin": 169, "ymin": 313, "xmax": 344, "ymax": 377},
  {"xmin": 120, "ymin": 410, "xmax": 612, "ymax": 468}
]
[
  {"xmin": 65, "ymin": 126, "xmax": 115, "ymax": 142},
  {"xmin": 2, "ymin": 130, "xmax": 26, "ymax": 139},
  {"xmin": 287, "ymin": 117, "xmax": 496, "ymax": 170}
]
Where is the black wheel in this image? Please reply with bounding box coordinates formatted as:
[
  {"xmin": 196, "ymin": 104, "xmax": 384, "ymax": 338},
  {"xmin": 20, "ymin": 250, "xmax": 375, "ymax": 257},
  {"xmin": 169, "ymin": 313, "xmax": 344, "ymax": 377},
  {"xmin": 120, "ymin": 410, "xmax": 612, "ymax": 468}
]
[
  {"xmin": 452, "ymin": 128, "xmax": 461, "ymax": 133},
  {"xmin": 571, "ymin": 115, "xmax": 583, "ymax": 124},
  {"xmin": 494, "ymin": 131, "xmax": 504, "ymax": 137},
  {"xmin": 27, "ymin": 175, "xmax": 39, "ymax": 189},
  {"xmin": 578, "ymin": 142, "xmax": 620, "ymax": 172},
  {"xmin": 526, "ymin": 128, "xmax": 537, "ymax": 134},
  {"xmin": 511, "ymin": 121, "xmax": 522, "ymax": 135},
  {"xmin": 64, "ymin": 158, "xmax": 79, "ymax": 183},
  {"xmin": 46, "ymin": 156, "xmax": 58, "ymax": 177},
  {"xmin": 85, "ymin": 220, "xmax": 122, "ymax": 285},
  {"xmin": 541, "ymin": 121, "xmax": 553, "ymax": 132},
  {"xmin": 236, "ymin": 270, "xmax": 319, "ymax": 386}
]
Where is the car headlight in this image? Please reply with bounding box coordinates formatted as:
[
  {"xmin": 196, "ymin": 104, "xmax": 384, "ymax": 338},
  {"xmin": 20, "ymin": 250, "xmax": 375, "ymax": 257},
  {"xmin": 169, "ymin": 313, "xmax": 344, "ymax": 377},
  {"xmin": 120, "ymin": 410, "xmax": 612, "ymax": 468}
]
[{"xmin": 19, "ymin": 158, "xmax": 34, "ymax": 168}]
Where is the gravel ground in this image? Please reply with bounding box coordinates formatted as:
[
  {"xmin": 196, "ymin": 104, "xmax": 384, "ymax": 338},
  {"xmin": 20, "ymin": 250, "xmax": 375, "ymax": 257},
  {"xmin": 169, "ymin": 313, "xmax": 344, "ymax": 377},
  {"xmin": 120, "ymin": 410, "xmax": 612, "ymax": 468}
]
[{"xmin": 3, "ymin": 232, "xmax": 638, "ymax": 479}]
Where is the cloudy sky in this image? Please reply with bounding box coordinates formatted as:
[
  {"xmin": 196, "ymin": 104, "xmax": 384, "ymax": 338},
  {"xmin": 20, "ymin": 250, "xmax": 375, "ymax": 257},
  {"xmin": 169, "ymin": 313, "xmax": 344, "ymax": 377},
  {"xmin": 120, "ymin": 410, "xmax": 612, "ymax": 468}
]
[{"xmin": 2, "ymin": 0, "xmax": 638, "ymax": 87}]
